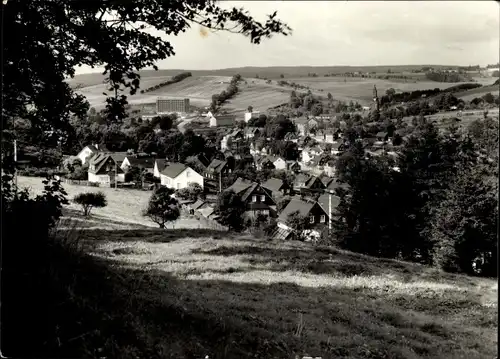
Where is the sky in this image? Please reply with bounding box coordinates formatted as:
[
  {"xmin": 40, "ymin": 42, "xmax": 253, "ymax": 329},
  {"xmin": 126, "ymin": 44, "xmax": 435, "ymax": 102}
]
[{"xmin": 75, "ymin": 1, "xmax": 499, "ymax": 74}]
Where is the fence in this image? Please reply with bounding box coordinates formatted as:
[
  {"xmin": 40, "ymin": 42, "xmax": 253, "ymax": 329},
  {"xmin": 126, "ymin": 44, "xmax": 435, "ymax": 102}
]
[
  {"xmin": 63, "ymin": 178, "xmax": 89, "ymax": 186},
  {"xmin": 191, "ymin": 211, "xmax": 228, "ymax": 231}
]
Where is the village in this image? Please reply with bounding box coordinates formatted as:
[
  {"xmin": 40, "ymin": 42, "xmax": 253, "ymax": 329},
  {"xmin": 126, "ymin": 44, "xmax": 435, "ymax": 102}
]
[{"xmin": 61, "ymin": 84, "xmax": 426, "ymax": 241}]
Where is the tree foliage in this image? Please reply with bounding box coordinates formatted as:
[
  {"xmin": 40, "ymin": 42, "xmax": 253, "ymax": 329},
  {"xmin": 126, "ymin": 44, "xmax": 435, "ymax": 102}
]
[
  {"xmin": 143, "ymin": 187, "xmax": 180, "ymax": 228},
  {"xmin": 73, "ymin": 192, "xmax": 107, "ymax": 216},
  {"xmin": 214, "ymin": 190, "xmax": 246, "ymax": 231}
]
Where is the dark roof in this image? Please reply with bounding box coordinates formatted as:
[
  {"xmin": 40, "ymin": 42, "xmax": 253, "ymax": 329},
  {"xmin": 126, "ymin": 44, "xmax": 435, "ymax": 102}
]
[
  {"xmin": 84, "ymin": 145, "xmax": 98, "ymax": 152},
  {"xmin": 125, "ymin": 156, "xmax": 155, "ymax": 168},
  {"xmin": 90, "ymin": 154, "xmax": 124, "ymax": 174},
  {"xmin": 155, "ymin": 159, "xmax": 168, "ymax": 172},
  {"xmin": 191, "ymin": 199, "xmax": 206, "ymax": 211},
  {"xmin": 207, "ymin": 159, "xmax": 227, "ymax": 173},
  {"xmin": 261, "ymin": 178, "xmax": 285, "ymax": 193},
  {"xmin": 317, "ymin": 193, "xmax": 341, "ymax": 214},
  {"xmin": 226, "ymin": 177, "xmax": 274, "ymax": 203},
  {"xmin": 376, "ymin": 131, "xmax": 388, "ymax": 138},
  {"xmin": 326, "ymin": 179, "xmax": 350, "ymax": 192},
  {"xmin": 305, "ymin": 176, "xmax": 325, "ymax": 189},
  {"xmin": 321, "ymin": 176, "xmax": 335, "ymax": 187},
  {"xmin": 160, "ymin": 162, "xmax": 188, "ymax": 178},
  {"xmin": 278, "ymin": 198, "xmax": 316, "ymax": 222},
  {"xmin": 109, "ymin": 152, "xmax": 128, "ymax": 164}
]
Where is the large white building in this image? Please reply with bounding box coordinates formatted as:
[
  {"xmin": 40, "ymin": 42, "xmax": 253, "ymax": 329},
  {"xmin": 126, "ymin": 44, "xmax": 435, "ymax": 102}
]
[{"xmin": 159, "ymin": 162, "xmax": 203, "ymax": 190}]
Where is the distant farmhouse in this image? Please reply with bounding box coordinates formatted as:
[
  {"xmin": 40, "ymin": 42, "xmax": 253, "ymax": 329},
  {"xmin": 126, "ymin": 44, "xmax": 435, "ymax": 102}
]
[
  {"xmin": 156, "ymin": 98, "xmax": 190, "ymax": 113},
  {"xmin": 207, "ymin": 111, "xmax": 236, "ymax": 127}
]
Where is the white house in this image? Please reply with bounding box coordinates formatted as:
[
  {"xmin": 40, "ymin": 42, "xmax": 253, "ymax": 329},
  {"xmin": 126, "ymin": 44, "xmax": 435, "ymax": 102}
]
[
  {"xmin": 77, "ymin": 144, "xmax": 99, "ymax": 165},
  {"xmin": 220, "ymin": 135, "xmax": 231, "ymax": 151},
  {"xmin": 153, "ymin": 159, "xmax": 168, "ymax": 178},
  {"xmin": 244, "ymin": 110, "xmax": 260, "ymax": 123},
  {"xmin": 160, "ymin": 163, "xmax": 203, "ymax": 190},
  {"xmin": 87, "ymin": 153, "xmax": 125, "ymax": 185},
  {"xmin": 301, "ymin": 149, "xmax": 312, "ymax": 164},
  {"xmin": 272, "ymin": 157, "xmax": 287, "ymax": 170}
]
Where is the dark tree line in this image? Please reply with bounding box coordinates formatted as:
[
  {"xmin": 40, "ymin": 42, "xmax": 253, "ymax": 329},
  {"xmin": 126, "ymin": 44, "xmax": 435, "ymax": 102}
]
[
  {"xmin": 140, "ymin": 72, "xmax": 192, "ymax": 94},
  {"xmin": 209, "ymin": 74, "xmax": 242, "ymax": 113},
  {"xmin": 332, "ymin": 122, "xmax": 498, "ymax": 276}
]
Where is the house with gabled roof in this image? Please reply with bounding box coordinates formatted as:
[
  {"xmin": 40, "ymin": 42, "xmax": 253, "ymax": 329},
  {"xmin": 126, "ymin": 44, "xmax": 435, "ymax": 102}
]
[
  {"xmin": 317, "ymin": 193, "xmax": 341, "ymax": 220},
  {"xmin": 261, "ymin": 178, "xmax": 291, "ymax": 198},
  {"xmin": 293, "ymin": 173, "xmax": 310, "ymax": 190},
  {"xmin": 205, "ymin": 159, "xmax": 231, "ymax": 180},
  {"xmin": 286, "ymin": 160, "xmax": 301, "ymax": 173},
  {"xmin": 121, "ymin": 156, "xmax": 156, "ymax": 173},
  {"xmin": 275, "ymin": 197, "xmax": 329, "ymax": 240},
  {"xmin": 324, "ymin": 178, "xmax": 350, "ymax": 195},
  {"xmin": 376, "ymin": 131, "xmax": 389, "ymax": 142},
  {"xmin": 153, "ymin": 159, "xmax": 168, "ymax": 178},
  {"xmin": 160, "ymin": 163, "xmax": 203, "ymax": 190},
  {"xmin": 224, "ymin": 177, "xmax": 276, "ymax": 219},
  {"xmin": 303, "ymin": 175, "xmax": 326, "ymax": 192},
  {"xmin": 77, "ymin": 144, "xmax": 99, "ymax": 165},
  {"xmin": 88, "ymin": 153, "xmax": 125, "ymax": 185}
]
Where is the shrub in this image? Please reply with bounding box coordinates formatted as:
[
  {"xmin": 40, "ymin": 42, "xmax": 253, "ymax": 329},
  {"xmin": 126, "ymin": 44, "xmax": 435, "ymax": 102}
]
[{"xmin": 73, "ymin": 192, "xmax": 107, "ymax": 216}]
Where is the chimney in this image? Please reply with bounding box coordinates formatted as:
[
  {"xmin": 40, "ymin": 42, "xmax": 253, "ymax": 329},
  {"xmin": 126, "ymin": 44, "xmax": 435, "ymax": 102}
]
[{"xmin": 94, "ymin": 143, "xmax": 99, "ymax": 150}]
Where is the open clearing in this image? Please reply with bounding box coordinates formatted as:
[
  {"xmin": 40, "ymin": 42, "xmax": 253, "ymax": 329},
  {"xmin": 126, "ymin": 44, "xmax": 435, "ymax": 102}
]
[
  {"xmin": 75, "ymin": 227, "xmax": 499, "ymax": 359},
  {"xmin": 17, "ymin": 176, "xmax": 206, "ymax": 229}
]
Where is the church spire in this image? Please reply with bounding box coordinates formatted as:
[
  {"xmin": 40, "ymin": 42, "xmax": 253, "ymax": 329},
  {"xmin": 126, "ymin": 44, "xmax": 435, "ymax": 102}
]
[{"xmin": 373, "ymin": 85, "xmax": 378, "ymax": 102}]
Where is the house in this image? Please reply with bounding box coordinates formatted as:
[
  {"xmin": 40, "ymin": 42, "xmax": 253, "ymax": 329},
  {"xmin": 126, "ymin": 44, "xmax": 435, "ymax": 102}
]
[
  {"xmin": 160, "ymin": 163, "xmax": 204, "ymax": 190},
  {"xmin": 276, "ymin": 197, "xmax": 329, "ymax": 240},
  {"xmin": 256, "ymin": 156, "xmax": 276, "ymax": 171},
  {"xmin": 224, "ymin": 177, "xmax": 276, "ymax": 219},
  {"xmin": 153, "ymin": 159, "xmax": 168, "ymax": 178},
  {"xmin": 185, "ymin": 154, "xmax": 210, "ymax": 173},
  {"xmin": 207, "ymin": 112, "xmax": 236, "ymax": 127},
  {"xmin": 244, "ymin": 127, "xmax": 261, "ymax": 139},
  {"xmin": 109, "ymin": 152, "xmax": 128, "ymax": 167},
  {"xmin": 286, "ymin": 161, "xmax": 301, "ymax": 173},
  {"xmin": 293, "ymin": 173, "xmax": 310, "ymax": 190},
  {"xmin": 330, "ymin": 142, "xmax": 344, "ymax": 155},
  {"xmin": 76, "ymin": 144, "xmax": 99, "ymax": 165},
  {"xmin": 317, "ymin": 193, "xmax": 341, "ymax": 220},
  {"xmin": 88, "ymin": 153, "xmax": 125, "ymax": 185},
  {"xmin": 205, "ymin": 159, "xmax": 231, "ymax": 180},
  {"xmin": 307, "ymin": 118, "xmax": 319, "ymax": 129},
  {"xmin": 244, "ymin": 110, "xmax": 260, "ymax": 123},
  {"xmin": 376, "ymin": 131, "xmax": 389, "ymax": 142},
  {"xmin": 220, "ymin": 129, "xmax": 245, "ymax": 151},
  {"xmin": 121, "ymin": 156, "xmax": 155, "ymax": 173},
  {"xmin": 261, "ymin": 178, "xmax": 290, "ymax": 198},
  {"xmin": 301, "ymin": 146, "xmax": 322, "ymax": 164},
  {"xmin": 303, "ymin": 175, "xmax": 326, "ymax": 192},
  {"xmin": 272, "ymin": 156, "xmax": 287, "ymax": 170},
  {"xmin": 325, "ymin": 178, "xmax": 350, "ymax": 194}
]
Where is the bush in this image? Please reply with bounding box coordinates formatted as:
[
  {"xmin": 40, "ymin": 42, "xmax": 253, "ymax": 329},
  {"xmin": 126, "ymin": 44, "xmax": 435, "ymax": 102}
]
[
  {"xmin": 73, "ymin": 192, "xmax": 107, "ymax": 216},
  {"xmin": 142, "ymin": 186, "xmax": 180, "ymax": 228}
]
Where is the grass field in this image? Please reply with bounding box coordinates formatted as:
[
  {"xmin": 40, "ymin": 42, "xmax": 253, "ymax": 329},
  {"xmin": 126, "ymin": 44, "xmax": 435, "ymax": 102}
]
[
  {"xmin": 455, "ymin": 84, "xmax": 500, "ymax": 102},
  {"xmin": 74, "ymin": 227, "xmax": 498, "ymax": 358},
  {"xmin": 17, "ymin": 176, "xmax": 207, "ymax": 229},
  {"xmin": 73, "ymin": 70, "xmax": 495, "ymax": 114}
]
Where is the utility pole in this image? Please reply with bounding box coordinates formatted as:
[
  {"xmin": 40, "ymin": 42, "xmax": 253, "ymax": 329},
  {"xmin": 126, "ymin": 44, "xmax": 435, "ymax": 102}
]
[
  {"xmin": 328, "ymin": 192, "xmax": 332, "ymax": 231},
  {"xmin": 115, "ymin": 162, "xmax": 117, "ymax": 189},
  {"xmin": 13, "ymin": 139, "xmax": 17, "ymax": 192},
  {"xmin": 219, "ymin": 171, "xmax": 222, "ymax": 193}
]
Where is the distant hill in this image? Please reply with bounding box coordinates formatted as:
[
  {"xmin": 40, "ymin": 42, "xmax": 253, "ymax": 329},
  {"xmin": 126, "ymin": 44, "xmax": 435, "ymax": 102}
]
[{"xmin": 68, "ymin": 65, "xmax": 458, "ymax": 88}]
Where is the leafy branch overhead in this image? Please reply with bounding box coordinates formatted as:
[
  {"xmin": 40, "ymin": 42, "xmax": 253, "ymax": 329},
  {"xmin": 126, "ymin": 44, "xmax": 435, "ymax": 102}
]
[{"xmin": 2, "ymin": 0, "xmax": 291, "ymax": 144}]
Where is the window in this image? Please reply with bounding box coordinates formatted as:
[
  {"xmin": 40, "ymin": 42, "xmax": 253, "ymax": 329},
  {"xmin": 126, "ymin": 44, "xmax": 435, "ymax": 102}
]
[
  {"xmin": 261, "ymin": 195, "xmax": 265, "ymax": 202},
  {"xmin": 186, "ymin": 170, "xmax": 190, "ymax": 177},
  {"xmin": 176, "ymin": 183, "xmax": 180, "ymax": 189},
  {"xmin": 320, "ymin": 215, "xmax": 326, "ymax": 223},
  {"xmin": 252, "ymin": 195, "xmax": 257, "ymax": 203},
  {"xmin": 309, "ymin": 215, "xmax": 315, "ymax": 224}
]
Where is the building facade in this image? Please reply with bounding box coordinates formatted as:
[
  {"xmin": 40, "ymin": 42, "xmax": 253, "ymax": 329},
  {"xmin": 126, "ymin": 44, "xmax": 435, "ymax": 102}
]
[{"xmin": 156, "ymin": 98, "xmax": 190, "ymax": 113}]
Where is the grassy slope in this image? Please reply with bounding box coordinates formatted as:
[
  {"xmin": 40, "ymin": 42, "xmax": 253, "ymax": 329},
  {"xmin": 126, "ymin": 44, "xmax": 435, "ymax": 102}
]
[
  {"xmin": 7, "ymin": 178, "xmax": 498, "ymax": 358},
  {"xmin": 17, "ymin": 176, "xmax": 206, "ymax": 229},
  {"xmin": 56, "ymin": 222, "xmax": 497, "ymax": 359}
]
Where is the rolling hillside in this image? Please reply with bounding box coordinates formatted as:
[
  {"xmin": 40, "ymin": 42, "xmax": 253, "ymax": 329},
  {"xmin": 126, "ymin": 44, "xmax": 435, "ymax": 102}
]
[{"xmin": 455, "ymin": 84, "xmax": 500, "ymax": 101}]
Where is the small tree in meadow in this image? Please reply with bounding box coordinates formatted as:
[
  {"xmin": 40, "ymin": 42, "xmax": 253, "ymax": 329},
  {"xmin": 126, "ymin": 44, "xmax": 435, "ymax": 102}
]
[
  {"xmin": 143, "ymin": 186, "xmax": 180, "ymax": 228},
  {"xmin": 73, "ymin": 192, "xmax": 107, "ymax": 216}
]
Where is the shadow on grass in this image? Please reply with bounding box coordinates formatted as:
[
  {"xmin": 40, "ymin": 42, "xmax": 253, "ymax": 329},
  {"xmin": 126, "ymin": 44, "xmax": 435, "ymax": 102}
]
[{"xmin": 93, "ymin": 259, "xmax": 497, "ymax": 359}]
